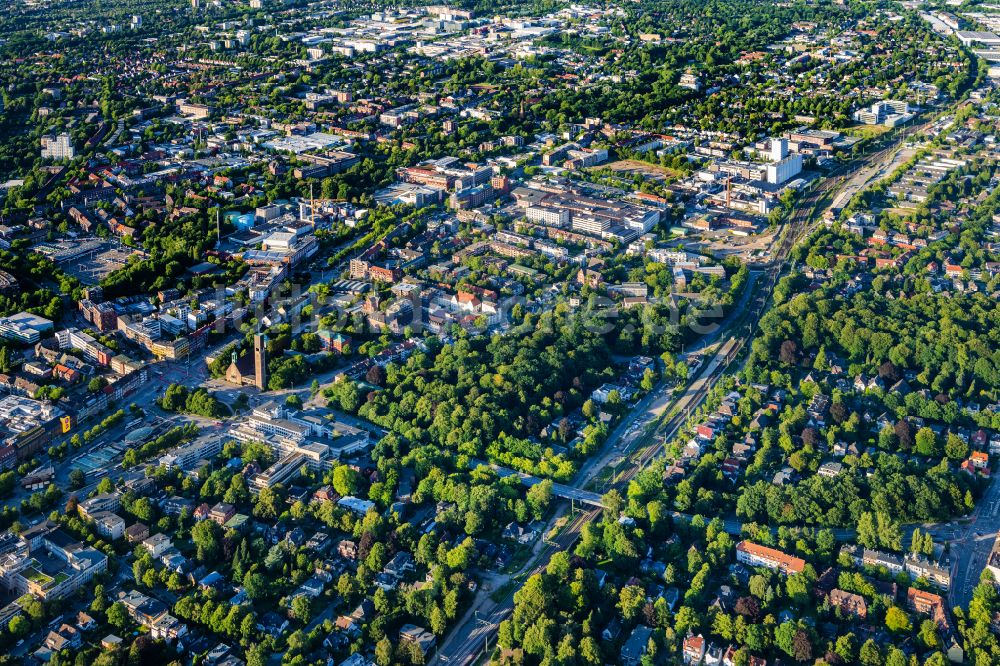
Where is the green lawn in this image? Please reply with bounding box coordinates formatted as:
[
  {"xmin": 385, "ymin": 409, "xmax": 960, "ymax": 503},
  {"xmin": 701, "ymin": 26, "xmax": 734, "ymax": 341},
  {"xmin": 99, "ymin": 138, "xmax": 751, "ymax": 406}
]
[{"xmin": 845, "ymin": 123, "xmax": 894, "ymax": 139}]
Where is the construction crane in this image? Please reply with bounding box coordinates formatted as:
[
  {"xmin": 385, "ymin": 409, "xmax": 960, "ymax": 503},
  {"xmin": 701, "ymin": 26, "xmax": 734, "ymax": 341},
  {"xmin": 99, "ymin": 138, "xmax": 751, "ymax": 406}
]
[{"xmin": 303, "ymin": 183, "xmax": 349, "ymax": 229}]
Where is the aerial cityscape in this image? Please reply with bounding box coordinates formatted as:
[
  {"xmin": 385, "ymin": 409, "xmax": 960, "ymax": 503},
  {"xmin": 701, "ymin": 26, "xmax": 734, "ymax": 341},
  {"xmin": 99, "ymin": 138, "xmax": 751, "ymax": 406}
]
[{"xmin": 0, "ymin": 0, "xmax": 999, "ymax": 664}]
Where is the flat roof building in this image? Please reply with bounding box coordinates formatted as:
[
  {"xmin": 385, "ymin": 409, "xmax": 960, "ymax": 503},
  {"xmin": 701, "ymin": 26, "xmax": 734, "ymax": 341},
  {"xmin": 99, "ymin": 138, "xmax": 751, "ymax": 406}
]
[{"xmin": 0, "ymin": 313, "xmax": 53, "ymax": 344}]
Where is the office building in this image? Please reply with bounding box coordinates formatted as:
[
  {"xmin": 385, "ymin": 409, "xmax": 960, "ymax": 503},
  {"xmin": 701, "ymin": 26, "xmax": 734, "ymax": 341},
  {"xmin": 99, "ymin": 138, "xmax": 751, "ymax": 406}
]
[
  {"xmin": 228, "ymin": 402, "xmax": 371, "ymax": 469},
  {"xmin": 0, "ymin": 312, "xmax": 53, "ymax": 344},
  {"xmin": 157, "ymin": 436, "xmax": 222, "ymax": 470},
  {"xmin": 251, "ymin": 453, "xmax": 307, "ymax": 491},
  {"xmin": 853, "ymin": 100, "xmax": 913, "ymax": 127}
]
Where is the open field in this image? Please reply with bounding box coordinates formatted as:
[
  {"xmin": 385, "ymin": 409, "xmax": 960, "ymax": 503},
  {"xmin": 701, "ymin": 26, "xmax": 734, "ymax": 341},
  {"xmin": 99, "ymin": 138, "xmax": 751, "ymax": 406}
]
[
  {"xmin": 599, "ymin": 159, "xmax": 680, "ymax": 181},
  {"xmin": 844, "ymin": 123, "xmax": 895, "ymax": 139}
]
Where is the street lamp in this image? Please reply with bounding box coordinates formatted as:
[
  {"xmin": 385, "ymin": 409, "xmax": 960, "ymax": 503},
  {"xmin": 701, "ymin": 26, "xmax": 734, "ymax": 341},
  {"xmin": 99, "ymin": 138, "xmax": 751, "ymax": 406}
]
[
  {"xmin": 475, "ymin": 611, "xmax": 492, "ymax": 660},
  {"xmin": 608, "ymin": 456, "xmax": 622, "ymax": 488}
]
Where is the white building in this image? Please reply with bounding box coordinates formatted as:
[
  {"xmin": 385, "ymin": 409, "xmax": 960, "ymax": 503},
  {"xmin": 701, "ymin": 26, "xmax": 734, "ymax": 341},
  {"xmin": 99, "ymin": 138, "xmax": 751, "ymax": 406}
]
[
  {"xmin": 526, "ymin": 205, "xmax": 570, "ymax": 227},
  {"xmin": 0, "ymin": 523, "xmax": 107, "ymax": 601},
  {"xmin": 251, "ymin": 453, "xmax": 306, "ymax": 491},
  {"xmin": 141, "ymin": 534, "xmax": 173, "ymax": 558},
  {"xmin": 157, "ymin": 436, "xmax": 222, "ymax": 470},
  {"xmin": 766, "ymin": 154, "xmax": 804, "ymax": 185},
  {"xmin": 0, "ymin": 395, "xmax": 63, "ymax": 437},
  {"xmin": 338, "ymin": 496, "xmax": 375, "ymax": 515},
  {"xmin": 679, "ymin": 73, "xmax": 701, "ymax": 91},
  {"xmin": 853, "ymin": 100, "xmax": 913, "ymax": 127},
  {"xmin": 770, "ymin": 137, "xmax": 789, "ymax": 162},
  {"xmin": 41, "ymin": 133, "xmax": 75, "ymax": 160},
  {"xmin": 91, "ymin": 512, "xmax": 126, "ymax": 541},
  {"xmin": 956, "ymin": 30, "xmax": 1000, "ymax": 47},
  {"xmin": 735, "ymin": 540, "xmax": 805, "ymax": 575},
  {"xmin": 0, "ymin": 312, "xmax": 53, "ymax": 343},
  {"xmin": 228, "ymin": 403, "xmax": 371, "ymax": 468},
  {"xmin": 572, "ymin": 214, "xmax": 611, "ymax": 235}
]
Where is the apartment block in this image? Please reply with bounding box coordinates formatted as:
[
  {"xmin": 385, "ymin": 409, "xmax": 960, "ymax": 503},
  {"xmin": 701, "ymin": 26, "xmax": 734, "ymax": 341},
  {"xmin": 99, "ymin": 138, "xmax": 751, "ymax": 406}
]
[
  {"xmin": 904, "ymin": 555, "xmax": 951, "ymax": 590},
  {"xmin": 79, "ymin": 299, "xmax": 118, "ymax": 332},
  {"xmin": 40, "ymin": 133, "xmax": 75, "ymax": 160},
  {"xmin": 906, "ymin": 587, "xmax": 949, "ymax": 629},
  {"xmin": 90, "ymin": 512, "xmax": 126, "ymax": 541},
  {"xmin": 78, "ymin": 493, "xmax": 121, "ymax": 520},
  {"xmin": 56, "ymin": 327, "xmax": 114, "ymax": 366},
  {"xmin": 736, "ymin": 540, "xmax": 806, "ymax": 575}
]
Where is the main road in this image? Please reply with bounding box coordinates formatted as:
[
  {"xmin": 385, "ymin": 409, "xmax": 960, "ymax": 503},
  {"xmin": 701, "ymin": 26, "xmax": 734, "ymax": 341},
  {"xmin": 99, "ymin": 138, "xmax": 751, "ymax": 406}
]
[{"xmin": 948, "ymin": 473, "xmax": 1000, "ymax": 608}]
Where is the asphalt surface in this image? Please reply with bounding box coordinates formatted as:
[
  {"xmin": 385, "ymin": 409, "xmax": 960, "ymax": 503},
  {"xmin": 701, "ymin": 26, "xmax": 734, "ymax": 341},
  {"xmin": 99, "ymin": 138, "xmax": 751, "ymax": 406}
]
[{"xmin": 948, "ymin": 474, "xmax": 1000, "ymax": 608}]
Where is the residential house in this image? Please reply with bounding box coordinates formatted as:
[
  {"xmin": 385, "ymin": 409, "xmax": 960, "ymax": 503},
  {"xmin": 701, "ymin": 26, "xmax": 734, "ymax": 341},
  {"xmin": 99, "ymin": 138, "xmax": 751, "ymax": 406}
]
[
  {"xmin": 45, "ymin": 624, "xmax": 81, "ymax": 651},
  {"xmin": 384, "ymin": 552, "xmax": 415, "ymax": 580},
  {"xmin": 209, "ymin": 503, "xmax": 236, "ymax": 525},
  {"xmin": 398, "ymin": 624, "xmax": 436, "ymax": 656},
  {"xmin": 683, "ymin": 634, "xmax": 707, "ymax": 664},
  {"xmin": 621, "ymin": 625, "xmax": 654, "ymax": 666},
  {"xmin": 124, "ymin": 523, "xmax": 150, "ymax": 544},
  {"xmin": 817, "ymin": 462, "xmax": 843, "ymax": 478},
  {"xmin": 76, "ymin": 612, "xmax": 96, "ymax": 632},
  {"xmin": 338, "ymin": 540, "xmax": 358, "ymax": 560},
  {"xmin": 118, "ymin": 589, "xmax": 188, "ymax": 642},
  {"xmin": 829, "ymin": 589, "xmax": 867, "ymax": 618}
]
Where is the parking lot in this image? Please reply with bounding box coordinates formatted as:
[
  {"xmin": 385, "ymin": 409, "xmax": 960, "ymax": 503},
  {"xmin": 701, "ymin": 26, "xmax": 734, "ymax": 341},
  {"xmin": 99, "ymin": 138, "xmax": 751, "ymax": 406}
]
[{"xmin": 34, "ymin": 237, "xmax": 142, "ymax": 285}]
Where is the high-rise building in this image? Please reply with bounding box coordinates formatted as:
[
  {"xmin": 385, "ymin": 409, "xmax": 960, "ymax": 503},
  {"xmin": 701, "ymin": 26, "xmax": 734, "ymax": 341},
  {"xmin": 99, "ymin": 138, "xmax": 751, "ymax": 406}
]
[
  {"xmin": 770, "ymin": 137, "xmax": 788, "ymax": 162},
  {"xmin": 40, "ymin": 134, "xmax": 74, "ymax": 160},
  {"xmin": 253, "ymin": 333, "xmax": 268, "ymax": 391},
  {"xmin": 766, "ymin": 154, "xmax": 803, "ymax": 185}
]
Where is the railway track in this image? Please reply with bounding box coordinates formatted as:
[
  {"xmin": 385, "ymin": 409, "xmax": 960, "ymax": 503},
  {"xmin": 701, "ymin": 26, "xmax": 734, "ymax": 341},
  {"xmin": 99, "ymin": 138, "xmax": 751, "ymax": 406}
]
[{"xmin": 617, "ymin": 337, "xmax": 741, "ymax": 484}]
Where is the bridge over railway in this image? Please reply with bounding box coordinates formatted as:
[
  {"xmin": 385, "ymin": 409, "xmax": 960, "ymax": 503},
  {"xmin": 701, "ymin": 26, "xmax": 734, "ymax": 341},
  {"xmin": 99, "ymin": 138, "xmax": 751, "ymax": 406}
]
[{"xmin": 481, "ymin": 462, "xmax": 748, "ymax": 535}]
